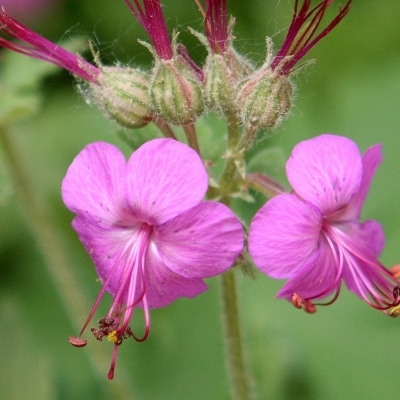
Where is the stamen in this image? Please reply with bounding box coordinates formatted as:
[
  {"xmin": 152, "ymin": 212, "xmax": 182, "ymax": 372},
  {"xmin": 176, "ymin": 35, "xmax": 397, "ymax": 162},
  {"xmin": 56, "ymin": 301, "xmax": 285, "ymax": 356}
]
[
  {"xmin": 330, "ymin": 225, "xmax": 400, "ymax": 311},
  {"xmin": 68, "ymin": 244, "xmax": 131, "ymax": 345},
  {"xmin": 107, "ymin": 344, "xmax": 119, "ymax": 380},
  {"xmin": 68, "ymin": 337, "xmax": 87, "ymax": 347},
  {"xmin": 291, "ymin": 293, "xmax": 317, "ymax": 313}
]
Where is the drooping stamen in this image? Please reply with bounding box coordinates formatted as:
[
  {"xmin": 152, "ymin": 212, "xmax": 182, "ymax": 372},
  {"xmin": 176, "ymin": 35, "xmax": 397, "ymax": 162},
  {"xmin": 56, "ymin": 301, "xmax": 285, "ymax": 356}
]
[
  {"xmin": 68, "ymin": 337, "xmax": 88, "ymax": 347},
  {"xmin": 125, "ymin": 0, "xmax": 173, "ymax": 60},
  {"xmin": 68, "ymin": 236, "xmax": 140, "ymax": 345},
  {"xmin": 107, "ymin": 342, "xmax": 120, "ymax": 380},
  {"xmin": 329, "ymin": 224, "xmax": 400, "ymax": 311},
  {"xmin": 0, "ymin": 8, "xmax": 100, "ymax": 83},
  {"xmin": 302, "ymin": 230, "xmax": 344, "ymax": 305},
  {"xmin": 291, "ymin": 293, "xmax": 317, "ymax": 313},
  {"xmin": 119, "ymin": 225, "xmax": 152, "ymax": 341}
]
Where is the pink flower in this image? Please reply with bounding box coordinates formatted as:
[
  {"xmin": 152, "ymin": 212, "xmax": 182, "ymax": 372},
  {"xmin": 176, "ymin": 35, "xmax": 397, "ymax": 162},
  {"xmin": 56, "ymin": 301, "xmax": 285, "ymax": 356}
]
[
  {"xmin": 249, "ymin": 134, "xmax": 400, "ymax": 314},
  {"xmin": 271, "ymin": 0, "xmax": 352, "ymax": 75},
  {"xmin": 125, "ymin": 0, "xmax": 173, "ymax": 60},
  {"xmin": 0, "ymin": 8, "xmax": 100, "ymax": 83},
  {"xmin": 63, "ymin": 138, "xmax": 243, "ymax": 378}
]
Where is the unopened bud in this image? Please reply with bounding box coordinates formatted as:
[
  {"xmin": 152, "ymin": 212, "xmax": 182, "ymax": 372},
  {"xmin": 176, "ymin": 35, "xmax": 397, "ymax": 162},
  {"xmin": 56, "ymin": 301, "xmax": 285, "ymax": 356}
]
[
  {"xmin": 150, "ymin": 45, "xmax": 204, "ymax": 125},
  {"xmin": 236, "ymin": 66, "xmax": 292, "ymax": 130},
  {"xmin": 204, "ymin": 47, "xmax": 253, "ymax": 115},
  {"xmin": 190, "ymin": 27, "xmax": 253, "ymax": 116},
  {"xmin": 84, "ymin": 66, "xmax": 153, "ymax": 129}
]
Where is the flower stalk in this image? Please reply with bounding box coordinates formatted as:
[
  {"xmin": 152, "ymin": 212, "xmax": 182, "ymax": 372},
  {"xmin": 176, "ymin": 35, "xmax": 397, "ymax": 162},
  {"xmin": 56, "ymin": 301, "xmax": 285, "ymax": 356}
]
[{"xmin": 219, "ymin": 269, "xmax": 251, "ymax": 400}]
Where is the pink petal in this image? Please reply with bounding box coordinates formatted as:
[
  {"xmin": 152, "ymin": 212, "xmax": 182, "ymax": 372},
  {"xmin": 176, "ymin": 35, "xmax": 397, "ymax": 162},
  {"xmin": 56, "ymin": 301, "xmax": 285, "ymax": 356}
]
[
  {"xmin": 249, "ymin": 194, "xmax": 322, "ymax": 279},
  {"xmin": 71, "ymin": 216, "xmax": 141, "ymax": 296},
  {"xmin": 154, "ymin": 201, "xmax": 243, "ymax": 279},
  {"xmin": 286, "ymin": 134, "xmax": 362, "ymax": 216},
  {"xmin": 276, "ymin": 238, "xmax": 339, "ymax": 301},
  {"xmin": 340, "ymin": 220, "xmax": 389, "ymax": 299},
  {"xmin": 142, "ymin": 247, "xmax": 208, "ymax": 309},
  {"xmin": 72, "ymin": 216, "xmax": 207, "ymax": 309},
  {"xmin": 62, "ymin": 142, "xmax": 128, "ymax": 225},
  {"xmin": 341, "ymin": 220, "xmax": 385, "ymax": 259},
  {"xmin": 338, "ymin": 144, "xmax": 383, "ymax": 221},
  {"xmin": 125, "ymin": 139, "xmax": 208, "ymax": 225}
]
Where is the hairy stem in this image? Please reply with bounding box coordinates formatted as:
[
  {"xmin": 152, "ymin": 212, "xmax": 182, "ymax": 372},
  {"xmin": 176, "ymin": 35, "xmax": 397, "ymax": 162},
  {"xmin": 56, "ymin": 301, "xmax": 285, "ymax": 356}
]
[
  {"xmin": 152, "ymin": 116, "xmax": 177, "ymax": 139},
  {"xmin": 217, "ymin": 113, "xmax": 252, "ymax": 400},
  {"xmin": 0, "ymin": 126, "xmax": 136, "ymax": 400},
  {"xmin": 217, "ymin": 112, "xmax": 243, "ymax": 201},
  {"xmin": 183, "ymin": 122, "xmax": 202, "ymax": 156},
  {"xmin": 219, "ymin": 268, "xmax": 252, "ymax": 400}
]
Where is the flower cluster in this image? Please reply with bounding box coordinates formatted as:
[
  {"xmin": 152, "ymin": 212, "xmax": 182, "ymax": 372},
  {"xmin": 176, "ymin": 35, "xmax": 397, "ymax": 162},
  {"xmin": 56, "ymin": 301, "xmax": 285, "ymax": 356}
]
[{"xmin": 5, "ymin": 0, "xmax": 397, "ymax": 383}]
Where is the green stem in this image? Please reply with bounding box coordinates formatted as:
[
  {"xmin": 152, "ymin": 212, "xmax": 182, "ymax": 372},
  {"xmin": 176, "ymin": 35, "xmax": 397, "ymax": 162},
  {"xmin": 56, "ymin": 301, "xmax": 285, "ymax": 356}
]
[
  {"xmin": 183, "ymin": 122, "xmax": 202, "ymax": 156},
  {"xmin": 216, "ymin": 113, "xmax": 252, "ymax": 400},
  {"xmin": 152, "ymin": 116, "xmax": 177, "ymax": 140},
  {"xmin": 0, "ymin": 126, "xmax": 136, "ymax": 399},
  {"xmin": 219, "ymin": 269, "xmax": 251, "ymax": 400},
  {"xmin": 217, "ymin": 112, "xmax": 243, "ymax": 202}
]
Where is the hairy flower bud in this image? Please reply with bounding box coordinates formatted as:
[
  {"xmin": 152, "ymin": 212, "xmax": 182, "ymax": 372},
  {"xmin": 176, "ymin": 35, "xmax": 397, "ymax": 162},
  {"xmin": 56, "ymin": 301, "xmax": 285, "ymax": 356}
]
[
  {"xmin": 234, "ymin": 37, "xmax": 294, "ymax": 129},
  {"xmin": 190, "ymin": 23, "xmax": 253, "ymax": 116},
  {"xmin": 150, "ymin": 44, "xmax": 204, "ymax": 125},
  {"xmin": 204, "ymin": 47, "xmax": 253, "ymax": 115},
  {"xmin": 236, "ymin": 66, "xmax": 292, "ymax": 129},
  {"xmin": 84, "ymin": 66, "xmax": 153, "ymax": 129}
]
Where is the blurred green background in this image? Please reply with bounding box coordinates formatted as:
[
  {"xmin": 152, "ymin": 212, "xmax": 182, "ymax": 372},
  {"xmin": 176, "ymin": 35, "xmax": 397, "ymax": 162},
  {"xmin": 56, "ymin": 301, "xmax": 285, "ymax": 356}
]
[{"xmin": 1, "ymin": 1, "xmax": 400, "ymax": 399}]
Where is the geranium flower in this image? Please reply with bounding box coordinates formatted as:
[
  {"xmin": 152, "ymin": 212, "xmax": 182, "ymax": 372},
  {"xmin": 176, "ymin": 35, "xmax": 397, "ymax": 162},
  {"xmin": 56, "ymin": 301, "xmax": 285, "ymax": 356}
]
[
  {"xmin": 249, "ymin": 134, "xmax": 400, "ymax": 314},
  {"xmin": 63, "ymin": 138, "xmax": 243, "ymax": 378}
]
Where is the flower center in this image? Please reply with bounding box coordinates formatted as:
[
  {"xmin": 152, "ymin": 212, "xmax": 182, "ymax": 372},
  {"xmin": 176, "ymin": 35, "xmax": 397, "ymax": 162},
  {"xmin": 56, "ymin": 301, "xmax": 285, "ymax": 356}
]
[
  {"xmin": 69, "ymin": 222, "xmax": 153, "ymax": 379},
  {"xmin": 318, "ymin": 222, "xmax": 400, "ymax": 312}
]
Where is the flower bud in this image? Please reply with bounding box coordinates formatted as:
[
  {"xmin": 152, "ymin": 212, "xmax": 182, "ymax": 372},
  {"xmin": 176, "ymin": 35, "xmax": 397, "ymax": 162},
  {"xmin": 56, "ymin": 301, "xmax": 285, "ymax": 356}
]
[
  {"xmin": 150, "ymin": 46, "xmax": 204, "ymax": 125},
  {"xmin": 84, "ymin": 66, "xmax": 153, "ymax": 129},
  {"xmin": 236, "ymin": 65, "xmax": 292, "ymax": 130},
  {"xmin": 204, "ymin": 47, "xmax": 253, "ymax": 115},
  {"xmin": 189, "ymin": 26, "xmax": 253, "ymax": 116}
]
